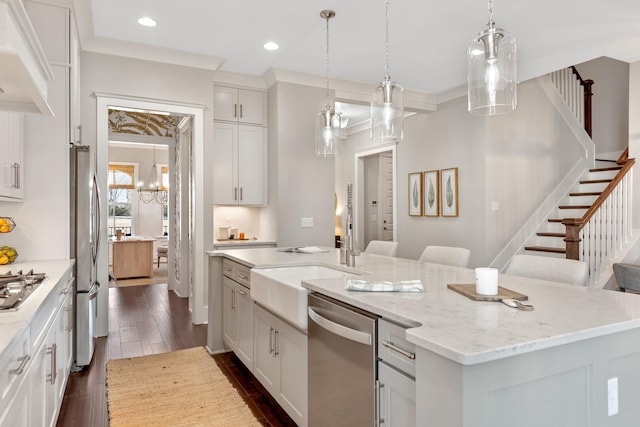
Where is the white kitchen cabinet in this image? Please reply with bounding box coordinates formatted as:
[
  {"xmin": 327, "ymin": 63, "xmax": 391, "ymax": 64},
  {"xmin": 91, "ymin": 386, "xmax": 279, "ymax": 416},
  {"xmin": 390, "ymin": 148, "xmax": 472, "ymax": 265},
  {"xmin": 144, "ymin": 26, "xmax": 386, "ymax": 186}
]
[
  {"xmin": 377, "ymin": 319, "xmax": 416, "ymax": 427},
  {"xmin": 378, "ymin": 362, "xmax": 417, "ymax": 427},
  {"xmin": 253, "ymin": 304, "xmax": 307, "ymax": 426},
  {"xmin": 214, "ymin": 86, "xmax": 266, "ymax": 126},
  {"xmin": 213, "ymin": 122, "xmax": 267, "ymax": 206},
  {"xmin": 30, "ymin": 317, "xmax": 58, "ymax": 427},
  {"xmin": 0, "ymin": 112, "xmax": 24, "ymax": 200},
  {"xmin": 0, "ymin": 326, "xmax": 30, "ymax": 426},
  {"xmin": 0, "ymin": 265, "xmax": 74, "ymax": 427},
  {"xmin": 24, "ymin": 0, "xmax": 79, "ymax": 145},
  {"xmin": 222, "ymin": 261, "xmax": 253, "ymax": 369}
]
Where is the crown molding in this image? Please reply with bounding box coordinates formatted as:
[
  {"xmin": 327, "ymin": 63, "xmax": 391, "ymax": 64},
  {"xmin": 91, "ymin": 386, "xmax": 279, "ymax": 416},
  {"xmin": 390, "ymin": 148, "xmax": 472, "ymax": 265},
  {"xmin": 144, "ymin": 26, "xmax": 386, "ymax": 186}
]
[{"xmin": 83, "ymin": 36, "xmax": 224, "ymax": 70}]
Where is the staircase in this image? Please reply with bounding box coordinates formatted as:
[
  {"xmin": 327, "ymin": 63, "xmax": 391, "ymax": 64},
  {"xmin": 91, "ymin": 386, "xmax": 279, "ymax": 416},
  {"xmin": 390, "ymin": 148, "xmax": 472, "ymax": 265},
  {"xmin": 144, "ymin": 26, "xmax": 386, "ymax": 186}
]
[
  {"xmin": 523, "ymin": 161, "xmax": 622, "ymax": 257},
  {"xmin": 512, "ymin": 67, "xmax": 635, "ymax": 287}
]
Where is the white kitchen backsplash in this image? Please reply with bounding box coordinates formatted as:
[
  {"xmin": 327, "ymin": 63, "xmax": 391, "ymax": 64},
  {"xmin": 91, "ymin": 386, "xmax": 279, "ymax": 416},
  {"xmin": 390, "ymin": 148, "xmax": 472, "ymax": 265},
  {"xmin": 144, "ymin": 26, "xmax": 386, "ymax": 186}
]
[{"xmin": 213, "ymin": 206, "xmax": 262, "ymax": 240}]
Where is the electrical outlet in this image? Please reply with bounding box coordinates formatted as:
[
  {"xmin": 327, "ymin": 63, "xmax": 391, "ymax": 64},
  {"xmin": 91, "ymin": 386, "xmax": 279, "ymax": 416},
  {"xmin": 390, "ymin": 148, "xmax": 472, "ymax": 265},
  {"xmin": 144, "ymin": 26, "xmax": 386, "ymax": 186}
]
[
  {"xmin": 608, "ymin": 377, "xmax": 619, "ymax": 416},
  {"xmin": 491, "ymin": 201, "xmax": 500, "ymax": 211},
  {"xmin": 301, "ymin": 217, "xmax": 314, "ymax": 228}
]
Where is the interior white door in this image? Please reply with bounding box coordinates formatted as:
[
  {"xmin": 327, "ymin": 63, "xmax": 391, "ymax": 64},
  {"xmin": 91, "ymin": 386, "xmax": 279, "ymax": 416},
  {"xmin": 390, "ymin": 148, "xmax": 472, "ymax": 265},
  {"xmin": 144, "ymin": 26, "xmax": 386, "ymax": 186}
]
[{"xmin": 378, "ymin": 152, "xmax": 394, "ymax": 241}]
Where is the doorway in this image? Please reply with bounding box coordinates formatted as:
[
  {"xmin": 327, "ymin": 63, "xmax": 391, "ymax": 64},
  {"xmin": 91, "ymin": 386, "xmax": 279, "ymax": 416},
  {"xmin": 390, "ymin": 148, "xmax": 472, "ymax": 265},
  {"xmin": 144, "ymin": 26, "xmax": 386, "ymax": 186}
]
[
  {"xmin": 96, "ymin": 95, "xmax": 206, "ymax": 335},
  {"xmin": 355, "ymin": 145, "xmax": 397, "ymax": 250}
]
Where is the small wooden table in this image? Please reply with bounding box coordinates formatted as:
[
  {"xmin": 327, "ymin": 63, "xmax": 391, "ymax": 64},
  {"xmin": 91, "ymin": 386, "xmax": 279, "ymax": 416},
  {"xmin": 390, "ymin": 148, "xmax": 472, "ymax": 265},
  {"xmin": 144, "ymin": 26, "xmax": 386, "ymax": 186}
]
[{"xmin": 111, "ymin": 238, "xmax": 154, "ymax": 279}]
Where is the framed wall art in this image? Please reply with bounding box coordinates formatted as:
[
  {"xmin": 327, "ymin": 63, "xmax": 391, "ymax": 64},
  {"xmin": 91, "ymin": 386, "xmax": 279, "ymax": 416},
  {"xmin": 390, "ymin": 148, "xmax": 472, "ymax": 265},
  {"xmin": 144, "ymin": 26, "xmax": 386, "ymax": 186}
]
[
  {"xmin": 440, "ymin": 167, "xmax": 459, "ymax": 217},
  {"xmin": 408, "ymin": 172, "xmax": 423, "ymax": 216},
  {"xmin": 423, "ymin": 170, "xmax": 439, "ymax": 217}
]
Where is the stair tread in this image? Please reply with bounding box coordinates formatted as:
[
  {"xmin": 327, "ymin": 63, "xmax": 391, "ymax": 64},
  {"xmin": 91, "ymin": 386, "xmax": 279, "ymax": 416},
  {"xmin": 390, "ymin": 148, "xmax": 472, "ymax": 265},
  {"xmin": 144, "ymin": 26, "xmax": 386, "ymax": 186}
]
[
  {"xmin": 537, "ymin": 232, "xmax": 566, "ymax": 237},
  {"xmin": 589, "ymin": 166, "xmax": 622, "ymax": 172},
  {"xmin": 595, "ymin": 158, "xmax": 618, "ymax": 163},
  {"xmin": 569, "ymin": 192, "xmax": 601, "ymax": 196},
  {"xmin": 525, "ymin": 246, "xmax": 567, "ymax": 254},
  {"xmin": 559, "ymin": 205, "xmax": 590, "ymax": 209},
  {"xmin": 580, "ymin": 179, "xmax": 612, "ymax": 184}
]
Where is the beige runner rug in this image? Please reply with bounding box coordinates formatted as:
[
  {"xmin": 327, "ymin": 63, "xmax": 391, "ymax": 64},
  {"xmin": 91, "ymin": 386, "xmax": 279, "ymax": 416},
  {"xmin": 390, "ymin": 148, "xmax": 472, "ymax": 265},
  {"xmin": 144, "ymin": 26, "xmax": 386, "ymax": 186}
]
[{"xmin": 106, "ymin": 347, "xmax": 261, "ymax": 427}]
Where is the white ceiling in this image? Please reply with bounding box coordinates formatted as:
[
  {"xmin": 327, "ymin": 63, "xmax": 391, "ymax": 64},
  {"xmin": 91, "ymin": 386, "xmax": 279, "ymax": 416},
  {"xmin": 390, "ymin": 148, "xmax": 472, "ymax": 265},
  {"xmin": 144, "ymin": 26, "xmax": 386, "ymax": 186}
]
[{"xmin": 75, "ymin": 0, "xmax": 640, "ymax": 96}]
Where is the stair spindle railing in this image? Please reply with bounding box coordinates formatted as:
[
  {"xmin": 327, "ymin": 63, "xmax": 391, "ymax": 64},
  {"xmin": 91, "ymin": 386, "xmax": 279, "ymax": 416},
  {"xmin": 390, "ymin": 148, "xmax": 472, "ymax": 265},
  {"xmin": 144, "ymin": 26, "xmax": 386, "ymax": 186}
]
[
  {"xmin": 548, "ymin": 67, "xmax": 594, "ymax": 137},
  {"xmin": 563, "ymin": 152, "xmax": 634, "ymax": 285}
]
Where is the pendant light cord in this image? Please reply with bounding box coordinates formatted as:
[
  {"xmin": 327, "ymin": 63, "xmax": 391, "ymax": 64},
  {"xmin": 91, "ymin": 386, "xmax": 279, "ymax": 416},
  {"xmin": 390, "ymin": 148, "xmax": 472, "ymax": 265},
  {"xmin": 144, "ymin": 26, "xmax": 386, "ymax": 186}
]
[
  {"xmin": 385, "ymin": 0, "xmax": 390, "ymax": 78},
  {"xmin": 488, "ymin": 0, "xmax": 494, "ymax": 24},
  {"xmin": 325, "ymin": 14, "xmax": 330, "ymax": 107}
]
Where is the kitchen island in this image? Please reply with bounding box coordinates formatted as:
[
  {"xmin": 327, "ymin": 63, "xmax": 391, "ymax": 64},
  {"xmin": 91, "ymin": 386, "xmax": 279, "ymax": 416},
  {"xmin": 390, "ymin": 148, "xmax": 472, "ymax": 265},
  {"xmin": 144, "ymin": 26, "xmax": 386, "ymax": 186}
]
[
  {"xmin": 207, "ymin": 247, "xmax": 640, "ymax": 426},
  {"xmin": 111, "ymin": 237, "xmax": 154, "ymax": 279}
]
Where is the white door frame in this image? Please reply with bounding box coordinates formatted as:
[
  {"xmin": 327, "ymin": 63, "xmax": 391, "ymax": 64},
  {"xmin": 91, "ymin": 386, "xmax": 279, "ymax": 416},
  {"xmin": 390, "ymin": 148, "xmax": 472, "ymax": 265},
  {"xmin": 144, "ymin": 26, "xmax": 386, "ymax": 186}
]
[
  {"xmin": 354, "ymin": 144, "xmax": 397, "ymax": 249},
  {"xmin": 96, "ymin": 93, "xmax": 207, "ymax": 327}
]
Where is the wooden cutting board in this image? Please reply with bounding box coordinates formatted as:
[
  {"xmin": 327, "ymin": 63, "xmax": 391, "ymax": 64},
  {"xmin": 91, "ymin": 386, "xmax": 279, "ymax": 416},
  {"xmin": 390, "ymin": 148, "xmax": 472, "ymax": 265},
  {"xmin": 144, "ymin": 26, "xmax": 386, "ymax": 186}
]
[{"xmin": 447, "ymin": 283, "xmax": 528, "ymax": 302}]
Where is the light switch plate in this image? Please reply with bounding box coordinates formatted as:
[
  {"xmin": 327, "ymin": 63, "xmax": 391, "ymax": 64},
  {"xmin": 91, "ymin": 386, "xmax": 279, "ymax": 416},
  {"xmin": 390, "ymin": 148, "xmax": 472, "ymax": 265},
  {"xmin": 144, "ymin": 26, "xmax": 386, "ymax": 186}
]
[
  {"xmin": 608, "ymin": 377, "xmax": 619, "ymax": 416},
  {"xmin": 301, "ymin": 217, "xmax": 314, "ymax": 228}
]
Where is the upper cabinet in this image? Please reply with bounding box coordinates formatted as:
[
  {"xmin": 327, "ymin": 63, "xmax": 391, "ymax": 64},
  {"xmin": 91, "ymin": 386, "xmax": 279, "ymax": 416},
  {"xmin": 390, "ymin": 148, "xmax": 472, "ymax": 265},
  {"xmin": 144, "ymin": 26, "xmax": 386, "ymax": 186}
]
[
  {"xmin": 0, "ymin": 112, "xmax": 24, "ymax": 200},
  {"xmin": 0, "ymin": 0, "xmax": 54, "ymax": 115},
  {"xmin": 214, "ymin": 86, "xmax": 267, "ymax": 126}
]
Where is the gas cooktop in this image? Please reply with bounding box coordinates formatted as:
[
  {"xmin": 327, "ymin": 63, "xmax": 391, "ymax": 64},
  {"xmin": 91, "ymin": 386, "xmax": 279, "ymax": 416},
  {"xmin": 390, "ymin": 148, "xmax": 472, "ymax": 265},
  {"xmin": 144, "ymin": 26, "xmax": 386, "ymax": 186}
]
[{"xmin": 0, "ymin": 269, "xmax": 48, "ymax": 311}]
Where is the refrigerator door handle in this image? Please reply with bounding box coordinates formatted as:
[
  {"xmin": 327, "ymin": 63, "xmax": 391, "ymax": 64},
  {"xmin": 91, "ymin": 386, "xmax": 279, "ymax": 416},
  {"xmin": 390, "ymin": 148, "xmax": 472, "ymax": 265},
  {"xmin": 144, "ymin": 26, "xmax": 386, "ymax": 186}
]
[
  {"xmin": 88, "ymin": 281, "xmax": 100, "ymax": 300},
  {"xmin": 91, "ymin": 174, "xmax": 102, "ymax": 264}
]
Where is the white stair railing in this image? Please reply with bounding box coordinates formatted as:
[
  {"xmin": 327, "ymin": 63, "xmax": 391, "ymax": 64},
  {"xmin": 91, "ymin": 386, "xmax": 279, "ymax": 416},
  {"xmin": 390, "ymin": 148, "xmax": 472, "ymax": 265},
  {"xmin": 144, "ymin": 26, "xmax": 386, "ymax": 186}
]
[
  {"xmin": 577, "ymin": 166, "xmax": 634, "ymax": 286},
  {"xmin": 549, "ymin": 68, "xmax": 584, "ymax": 128}
]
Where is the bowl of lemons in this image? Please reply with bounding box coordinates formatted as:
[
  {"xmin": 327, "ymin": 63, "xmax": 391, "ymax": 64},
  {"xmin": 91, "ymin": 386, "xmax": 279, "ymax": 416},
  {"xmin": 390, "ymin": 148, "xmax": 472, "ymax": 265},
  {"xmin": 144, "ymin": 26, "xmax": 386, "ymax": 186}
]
[
  {"xmin": 0, "ymin": 246, "xmax": 17, "ymax": 265},
  {"xmin": 0, "ymin": 217, "xmax": 15, "ymax": 233}
]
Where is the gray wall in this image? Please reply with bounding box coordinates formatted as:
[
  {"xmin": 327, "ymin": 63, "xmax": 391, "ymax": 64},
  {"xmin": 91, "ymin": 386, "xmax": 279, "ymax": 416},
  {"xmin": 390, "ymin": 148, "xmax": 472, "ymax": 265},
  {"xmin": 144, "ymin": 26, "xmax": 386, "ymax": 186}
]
[
  {"xmin": 575, "ymin": 57, "xmax": 630, "ymax": 157},
  {"xmin": 337, "ymin": 78, "xmax": 585, "ymax": 266},
  {"xmin": 266, "ymin": 82, "xmax": 335, "ymax": 248}
]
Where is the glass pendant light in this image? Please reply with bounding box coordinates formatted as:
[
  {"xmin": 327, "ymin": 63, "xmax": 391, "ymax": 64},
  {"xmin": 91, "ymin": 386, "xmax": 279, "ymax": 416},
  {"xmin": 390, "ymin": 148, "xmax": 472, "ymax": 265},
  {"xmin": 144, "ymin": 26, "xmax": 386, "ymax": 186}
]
[
  {"xmin": 467, "ymin": 0, "xmax": 517, "ymax": 115},
  {"xmin": 315, "ymin": 9, "xmax": 341, "ymax": 157},
  {"xmin": 371, "ymin": 0, "xmax": 403, "ymax": 143}
]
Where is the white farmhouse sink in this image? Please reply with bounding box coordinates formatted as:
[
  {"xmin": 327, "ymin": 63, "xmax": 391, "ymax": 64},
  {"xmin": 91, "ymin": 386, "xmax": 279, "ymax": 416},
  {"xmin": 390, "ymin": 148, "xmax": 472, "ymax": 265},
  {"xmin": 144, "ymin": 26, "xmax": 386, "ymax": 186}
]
[{"xmin": 250, "ymin": 265, "xmax": 355, "ymax": 330}]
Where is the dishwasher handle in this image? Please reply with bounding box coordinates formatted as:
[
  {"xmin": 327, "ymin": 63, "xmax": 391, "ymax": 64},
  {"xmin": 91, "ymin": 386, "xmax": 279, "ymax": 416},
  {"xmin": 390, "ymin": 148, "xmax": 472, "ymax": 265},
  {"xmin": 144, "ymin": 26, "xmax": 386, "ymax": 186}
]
[{"xmin": 308, "ymin": 307, "xmax": 372, "ymax": 346}]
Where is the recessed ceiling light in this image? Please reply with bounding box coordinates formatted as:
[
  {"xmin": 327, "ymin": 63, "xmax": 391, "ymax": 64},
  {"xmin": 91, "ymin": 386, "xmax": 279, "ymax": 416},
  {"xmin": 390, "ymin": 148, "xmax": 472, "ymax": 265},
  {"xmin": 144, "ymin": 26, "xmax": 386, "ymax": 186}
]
[
  {"xmin": 137, "ymin": 16, "xmax": 157, "ymax": 27},
  {"xmin": 263, "ymin": 42, "xmax": 279, "ymax": 51}
]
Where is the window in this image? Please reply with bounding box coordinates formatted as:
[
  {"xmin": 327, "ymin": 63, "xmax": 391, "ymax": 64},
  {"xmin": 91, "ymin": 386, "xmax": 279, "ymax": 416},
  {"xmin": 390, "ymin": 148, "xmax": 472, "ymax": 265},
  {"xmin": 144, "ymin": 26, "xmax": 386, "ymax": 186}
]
[{"xmin": 107, "ymin": 163, "xmax": 135, "ymax": 237}]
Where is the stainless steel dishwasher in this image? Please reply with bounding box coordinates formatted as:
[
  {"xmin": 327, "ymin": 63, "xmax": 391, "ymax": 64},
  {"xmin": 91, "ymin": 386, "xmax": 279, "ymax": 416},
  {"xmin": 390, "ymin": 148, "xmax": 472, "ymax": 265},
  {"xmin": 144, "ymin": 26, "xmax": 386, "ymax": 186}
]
[{"xmin": 308, "ymin": 292, "xmax": 379, "ymax": 426}]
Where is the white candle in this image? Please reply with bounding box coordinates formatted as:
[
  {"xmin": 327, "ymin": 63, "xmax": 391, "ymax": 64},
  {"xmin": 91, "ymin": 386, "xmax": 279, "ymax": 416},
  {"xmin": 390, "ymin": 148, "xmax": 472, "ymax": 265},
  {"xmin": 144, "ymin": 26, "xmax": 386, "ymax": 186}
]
[{"xmin": 475, "ymin": 267, "xmax": 499, "ymax": 295}]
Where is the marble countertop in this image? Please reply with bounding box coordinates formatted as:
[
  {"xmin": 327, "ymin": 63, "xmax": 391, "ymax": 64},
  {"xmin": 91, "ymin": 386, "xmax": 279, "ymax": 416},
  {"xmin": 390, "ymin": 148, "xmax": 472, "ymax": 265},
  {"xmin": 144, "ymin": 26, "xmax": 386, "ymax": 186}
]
[
  {"xmin": 209, "ymin": 247, "xmax": 640, "ymax": 365},
  {"xmin": 0, "ymin": 259, "xmax": 74, "ymax": 355}
]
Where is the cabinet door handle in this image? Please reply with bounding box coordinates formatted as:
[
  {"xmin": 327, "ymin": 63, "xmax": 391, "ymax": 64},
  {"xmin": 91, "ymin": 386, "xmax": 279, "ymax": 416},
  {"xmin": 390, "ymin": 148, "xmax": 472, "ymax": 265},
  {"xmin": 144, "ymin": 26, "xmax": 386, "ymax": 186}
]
[
  {"xmin": 231, "ymin": 289, "xmax": 235, "ymax": 309},
  {"xmin": 375, "ymin": 380, "xmax": 385, "ymax": 426},
  {"xmin": 274, "ymin": 330, "xmax": 280, "ymax": 356},
  {"xmin": 48, "ymin": 343, "xmax": 57, "ymax": 385},
  {"xmin": 239, "ymin": 104, "xmax": 243, "ymax": 119},
  {"xmin": 13, "ymin": 163, "xmax": 20, "ymax": 189},
  {"xmin": 269, "ymin": 327, "xmax": 274, "ymax": 354},
  {"xmin": 234, "ymin": 104, "xmax": 238, "ymax": 118},
  {"xmin": 234, "ymin": 187, "xmax": 238, "ymax": 201},
  {"xmin": 237, "ymin": 288, "xmax": 247, "ymax": 296},
  {"xmin": 14, "ymin": 354, "xmax": 30, "ymax": 376},
  {"xmin": 382, "ymin": 340, "xmax": 415, "ymax": 360},
  {"xmin": 240, "ymin": 187, "xmax": 243, "ymax": 201}
]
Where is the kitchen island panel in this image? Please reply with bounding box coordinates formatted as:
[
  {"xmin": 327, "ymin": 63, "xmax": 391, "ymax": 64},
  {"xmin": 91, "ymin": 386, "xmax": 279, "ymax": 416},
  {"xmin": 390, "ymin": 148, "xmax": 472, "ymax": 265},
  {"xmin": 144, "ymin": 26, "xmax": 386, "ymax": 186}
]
[{"xmin": 111, "ymin": 239, "xmax": 153, "ymax": 279}]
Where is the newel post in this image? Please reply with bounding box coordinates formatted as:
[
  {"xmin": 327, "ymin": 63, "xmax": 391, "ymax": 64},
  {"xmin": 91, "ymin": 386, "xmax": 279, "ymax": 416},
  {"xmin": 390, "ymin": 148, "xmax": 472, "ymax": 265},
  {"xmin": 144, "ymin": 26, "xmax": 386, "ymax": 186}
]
[
  {"xmin": 583, "ymin": 79, "xmax": 594, "ymax": 138},
  {"xmin": 563, "ymin": 218, "xmax": 582, "ymax": 260}
]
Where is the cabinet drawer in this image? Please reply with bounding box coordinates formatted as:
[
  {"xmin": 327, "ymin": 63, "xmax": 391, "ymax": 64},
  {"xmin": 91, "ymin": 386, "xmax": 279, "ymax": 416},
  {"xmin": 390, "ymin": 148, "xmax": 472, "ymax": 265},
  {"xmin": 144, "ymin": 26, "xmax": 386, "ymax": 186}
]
[
  {"xmin": 0, "ymin": 326, "xmax": 30, "ymax": 407},
  {"xmin": 236, "ymin": 265, "xmax": 251, "ymax": 288},
  {"xmin": 222, "ymin": 259, "xmax": 237, "ymax": 280},
  {"xmin": 378, "ymin": 319, "xmax": 416, "ymax": 378}
]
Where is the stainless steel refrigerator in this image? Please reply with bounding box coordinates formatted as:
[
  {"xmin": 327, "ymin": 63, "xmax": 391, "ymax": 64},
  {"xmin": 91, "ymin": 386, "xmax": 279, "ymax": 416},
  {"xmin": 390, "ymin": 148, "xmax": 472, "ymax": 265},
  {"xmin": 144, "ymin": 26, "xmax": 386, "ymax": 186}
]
[{"xmin": 69, "ymin": 144, "xmax": 101, "ymax": 370}]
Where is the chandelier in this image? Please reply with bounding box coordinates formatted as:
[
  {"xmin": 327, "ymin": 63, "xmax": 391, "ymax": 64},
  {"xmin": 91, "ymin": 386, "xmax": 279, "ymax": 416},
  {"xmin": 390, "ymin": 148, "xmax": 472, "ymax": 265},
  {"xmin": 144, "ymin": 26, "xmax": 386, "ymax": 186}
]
[{"xmin": 138, "ymin": 144, "xmax": 168, "ymax": 204}]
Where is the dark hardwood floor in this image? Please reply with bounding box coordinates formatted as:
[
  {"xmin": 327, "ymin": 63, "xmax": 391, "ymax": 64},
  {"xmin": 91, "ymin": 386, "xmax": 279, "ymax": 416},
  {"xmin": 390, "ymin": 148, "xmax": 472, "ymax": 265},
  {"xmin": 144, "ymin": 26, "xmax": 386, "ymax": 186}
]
[{"xmin": 56, "ymin": 282, "xmax": 296, "ymax": 427}]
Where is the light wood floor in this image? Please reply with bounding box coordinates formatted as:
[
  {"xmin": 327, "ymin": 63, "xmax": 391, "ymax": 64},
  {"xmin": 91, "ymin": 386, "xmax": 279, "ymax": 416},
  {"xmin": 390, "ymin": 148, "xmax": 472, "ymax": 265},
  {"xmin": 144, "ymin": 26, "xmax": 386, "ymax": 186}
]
[{"xmin": 55, "ymin": 282, "xmax": 295, "ymax": 426}]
